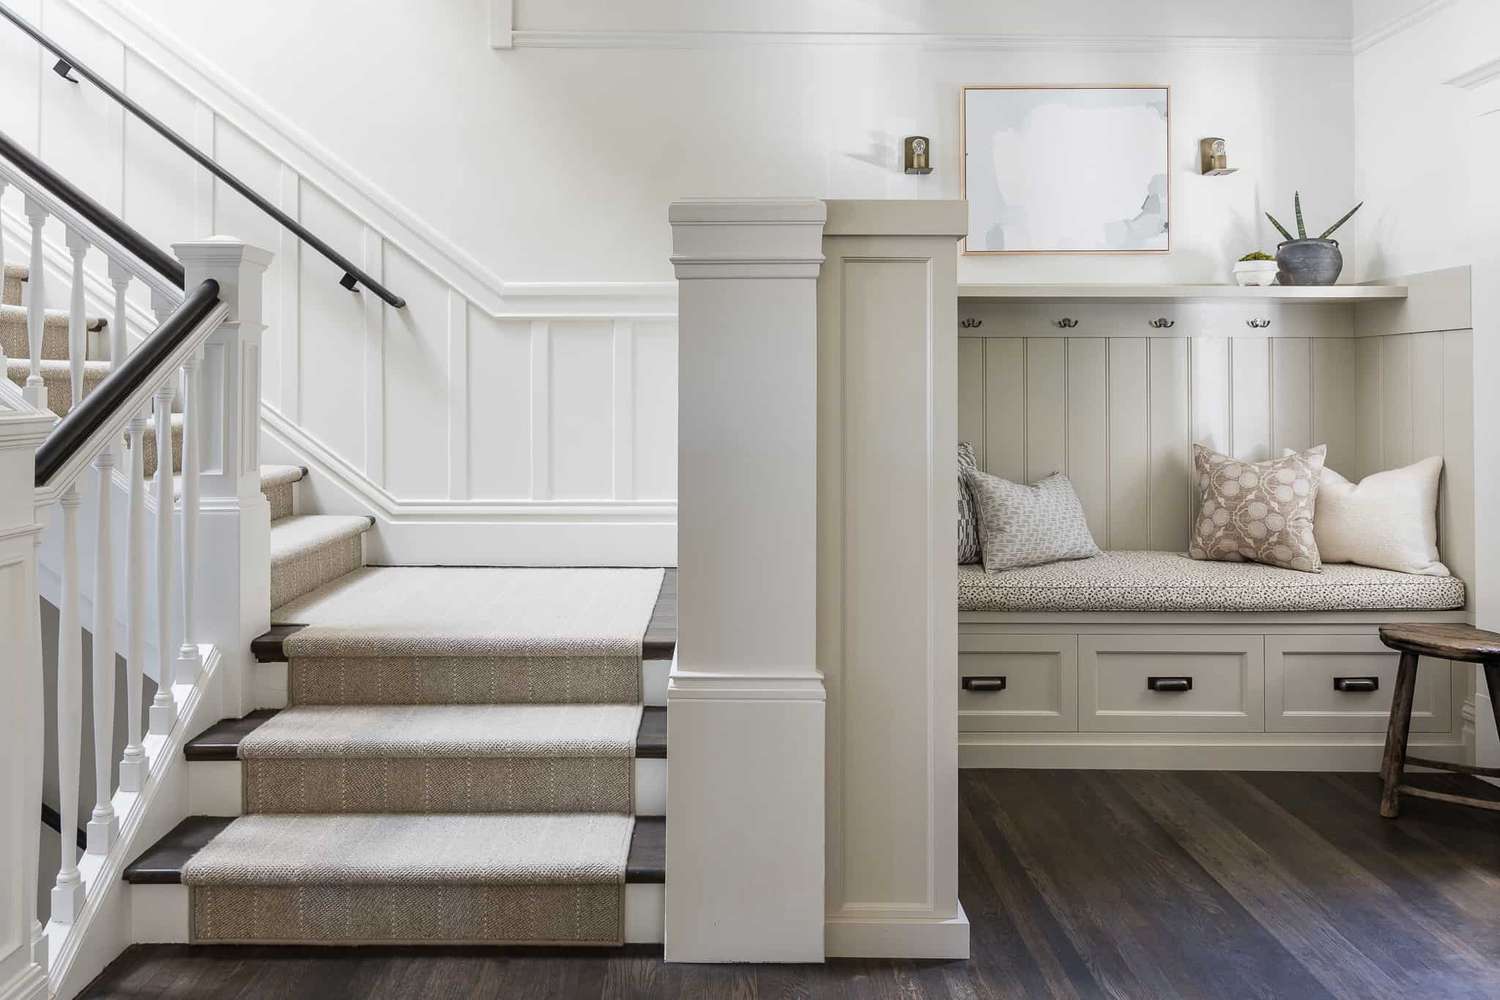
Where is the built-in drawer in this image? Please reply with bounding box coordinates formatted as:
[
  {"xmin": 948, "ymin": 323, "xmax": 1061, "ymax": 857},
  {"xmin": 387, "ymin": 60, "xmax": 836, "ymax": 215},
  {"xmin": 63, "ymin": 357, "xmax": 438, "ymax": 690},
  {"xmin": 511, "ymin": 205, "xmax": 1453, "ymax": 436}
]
[
  {"xmin": 1079, "ymin": 634, "xmax": 1265, "ymax": 732},
  {"xmin": 1264, "ymin": 635, "xmax": 1453, "ymax": 733},
  {"xmin": 959, "ymin": 634, "xmax": 1077, "ymax": 732}
]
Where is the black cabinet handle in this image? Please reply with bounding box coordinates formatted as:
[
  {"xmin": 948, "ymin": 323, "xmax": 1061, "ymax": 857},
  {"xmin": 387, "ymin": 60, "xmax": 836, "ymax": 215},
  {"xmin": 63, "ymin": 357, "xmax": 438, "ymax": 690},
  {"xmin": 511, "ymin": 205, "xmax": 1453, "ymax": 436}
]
[
  {"xmin": 962, "ymin": 676, "xmax": 1007, "ymax": 692},
  {"xmin": 1333, "ymin": 676, "xmax": 1379, "ymax": 693},
  {"xmin": 1147, "ymin": 676, "xmax": 1192, "ymax": 693}
]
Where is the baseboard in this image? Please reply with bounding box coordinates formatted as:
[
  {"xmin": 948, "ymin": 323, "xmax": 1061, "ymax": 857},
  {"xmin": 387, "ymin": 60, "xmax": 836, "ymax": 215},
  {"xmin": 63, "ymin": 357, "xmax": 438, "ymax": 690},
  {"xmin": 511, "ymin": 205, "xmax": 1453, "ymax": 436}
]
[
  {"xmin": 960, "ymin": 732, "xmax": 1470, "ymax": 770},
  {"xmin": 0, "ymin": 963, "xmax": 48, "ymax": 1000},
  {"xmin": 261, "ymin": 405, "xmax": 677, "ymax": 567},
  {"xmin": 825, "ymin": 903, "xmax": 970, "ymax": 960}
]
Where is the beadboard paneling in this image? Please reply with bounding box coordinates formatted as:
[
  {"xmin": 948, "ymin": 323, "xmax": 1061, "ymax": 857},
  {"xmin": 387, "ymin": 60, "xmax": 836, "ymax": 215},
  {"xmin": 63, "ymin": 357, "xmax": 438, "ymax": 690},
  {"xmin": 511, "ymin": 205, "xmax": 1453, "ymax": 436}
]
[{"xmin": 960, "ymin": 335, "xmax": 1361, "ymax": 551}]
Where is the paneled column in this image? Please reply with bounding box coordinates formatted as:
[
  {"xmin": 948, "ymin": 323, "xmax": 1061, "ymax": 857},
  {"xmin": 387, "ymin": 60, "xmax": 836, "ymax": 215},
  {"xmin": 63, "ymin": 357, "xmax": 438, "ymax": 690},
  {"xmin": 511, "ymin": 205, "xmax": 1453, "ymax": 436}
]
[
  {"xmin": 173, "ymin": 239, "xmax": 273, "ymax": 718},
  {"xmin": 665, "ymin": 200, "xmax": 827, "ymax": 963},
  {"xmin": 818, "ymin": 200, "xmax": 968, "ymax": 959},
  {"xmin": 0, "ymin": 396, "xmax": 55, "ymax": 999}
]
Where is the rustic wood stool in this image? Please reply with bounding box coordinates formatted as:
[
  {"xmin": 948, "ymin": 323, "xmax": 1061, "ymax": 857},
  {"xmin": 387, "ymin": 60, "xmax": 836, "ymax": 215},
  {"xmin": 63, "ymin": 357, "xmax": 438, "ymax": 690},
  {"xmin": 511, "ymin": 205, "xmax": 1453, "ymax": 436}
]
[{"xmin": 1378, "ymin": 623, "xmax": 1500, "ymax": 817}]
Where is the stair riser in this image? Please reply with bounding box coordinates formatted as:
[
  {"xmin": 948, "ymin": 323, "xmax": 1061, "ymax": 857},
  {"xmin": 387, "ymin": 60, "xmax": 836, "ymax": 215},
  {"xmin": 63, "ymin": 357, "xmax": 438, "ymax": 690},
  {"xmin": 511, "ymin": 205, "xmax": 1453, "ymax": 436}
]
[
  {"xmin": 188, "ymin": 757, "xmax": 667, "ymax": 817},
  {"xmin": 265, "ymin": 481, "xmax": 294, "ymax": 521},
  {"xmin": 129, "ymin": 882, "xmax": 665, "ymax": 945},
  {"xmin": 6, "ymin": 360, "xmax": 107, "ymax": 415},
  {"xmin": 249, "ymin": 657, "xmax": 669, "ymax": 709},
  {"xmin": 2, "ymin": 267, "xmax": 24, "ymax": 307},
  {"xmin": 0, "ymin": 309, "xmax": 104, "ymax": 361},
  {"xmin": 271, "ymin": 534, "xmax": 363, "ymax": 609}
]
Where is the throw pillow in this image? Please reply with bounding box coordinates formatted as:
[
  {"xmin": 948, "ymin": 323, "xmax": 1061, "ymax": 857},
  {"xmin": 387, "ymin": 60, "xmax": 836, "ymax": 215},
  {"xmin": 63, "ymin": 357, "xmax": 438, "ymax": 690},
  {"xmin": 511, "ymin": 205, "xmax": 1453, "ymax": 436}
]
[
  {"xmin": 963, "ymin": 469, "xmax": 1102, "ymax": 573},
  {"xmin": 957, "ymin": 442, "xmax": 981, "ymax": 564},
  {"xmin": 1189, "ymin": 444, "xmax": 1326, "ymax": 572},
  {"xmin": 1280, "ymin": 451, "xmax": 1448, "ymax": 576}
]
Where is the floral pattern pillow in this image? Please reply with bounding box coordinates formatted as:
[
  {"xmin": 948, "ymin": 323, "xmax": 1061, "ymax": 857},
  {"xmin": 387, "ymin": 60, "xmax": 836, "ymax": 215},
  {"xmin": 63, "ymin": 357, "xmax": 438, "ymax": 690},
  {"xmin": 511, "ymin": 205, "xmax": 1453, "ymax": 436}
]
[{"xmin": 1189, "ymin": 444, "xmax": 1326, "ymax": 573}]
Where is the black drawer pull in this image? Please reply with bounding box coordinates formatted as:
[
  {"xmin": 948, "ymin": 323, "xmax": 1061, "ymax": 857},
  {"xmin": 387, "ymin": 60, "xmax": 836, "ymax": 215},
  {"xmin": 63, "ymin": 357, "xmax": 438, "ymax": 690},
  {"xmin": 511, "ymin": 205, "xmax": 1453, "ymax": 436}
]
[
  {"xmin": 1333, "ymin": 676, "xmax": 1379, "ymax": 693},
  {"xmin": 962, "ymin": 676, "xmax": 1007, "ymax": 692},
  {"xmin": 1147, "ymin": 676, "xmax": 1192, "ymax": 693}
]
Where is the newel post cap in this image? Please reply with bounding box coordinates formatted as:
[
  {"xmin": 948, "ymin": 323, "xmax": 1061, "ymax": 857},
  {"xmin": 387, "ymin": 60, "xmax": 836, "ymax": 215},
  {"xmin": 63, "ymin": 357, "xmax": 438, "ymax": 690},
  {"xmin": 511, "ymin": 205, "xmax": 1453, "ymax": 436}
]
[
  {"xmin": 173, "ymin": 236, "xmax": 272, "ymax": 327},
  {"xmin": 669, "ymin": 199, "xmax": 827, "ymax": 280}
]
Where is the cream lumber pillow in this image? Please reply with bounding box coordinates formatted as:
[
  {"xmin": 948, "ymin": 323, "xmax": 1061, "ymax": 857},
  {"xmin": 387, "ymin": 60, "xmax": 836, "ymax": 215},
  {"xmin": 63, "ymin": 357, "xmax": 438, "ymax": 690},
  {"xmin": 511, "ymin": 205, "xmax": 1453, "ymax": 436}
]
[
  {"xmin": 1280, "ymin": 451, "xmax": 1448, "ymax": 576},
  {"xmin": 1189, "ymin": 444, "xmax": 1325, "ymax": 572}
]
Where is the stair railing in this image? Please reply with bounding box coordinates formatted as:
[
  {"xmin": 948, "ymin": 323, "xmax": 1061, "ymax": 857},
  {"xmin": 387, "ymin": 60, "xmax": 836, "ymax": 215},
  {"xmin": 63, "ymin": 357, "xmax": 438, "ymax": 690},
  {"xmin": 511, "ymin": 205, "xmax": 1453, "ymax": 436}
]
[{"xmin": 1, "ymin": 130, "xmax": 272, "ymax": 995}]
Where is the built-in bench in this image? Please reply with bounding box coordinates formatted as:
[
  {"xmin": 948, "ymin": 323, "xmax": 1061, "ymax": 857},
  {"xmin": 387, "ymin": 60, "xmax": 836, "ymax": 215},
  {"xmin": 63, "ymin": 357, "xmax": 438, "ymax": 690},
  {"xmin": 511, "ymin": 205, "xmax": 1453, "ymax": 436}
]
[{"xmin": 958, "ymin": 553, "xmax": 1470, "ymax": 770}]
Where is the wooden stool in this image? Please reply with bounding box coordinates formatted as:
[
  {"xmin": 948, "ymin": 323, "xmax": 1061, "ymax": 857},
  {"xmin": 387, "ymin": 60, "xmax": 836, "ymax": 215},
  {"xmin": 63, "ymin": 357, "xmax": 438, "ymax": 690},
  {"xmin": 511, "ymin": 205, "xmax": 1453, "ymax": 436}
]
[{"xmin": 1378, "ymin": 623, "xmax": 1500, "ymax": 817}]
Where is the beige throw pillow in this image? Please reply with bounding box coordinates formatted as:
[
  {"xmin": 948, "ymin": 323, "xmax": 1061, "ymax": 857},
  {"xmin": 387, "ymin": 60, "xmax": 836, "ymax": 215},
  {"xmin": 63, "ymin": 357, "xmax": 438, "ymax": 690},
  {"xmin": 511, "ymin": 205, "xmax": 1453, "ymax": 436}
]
[
  {"xmin": 1280, "ymin": 451, "xmax": 1448, "ymax": 576},
  {"xmin": 1189, "ymin": 444, "xmax": 1326, "ymax": 573},
  {"xmin": 964, "ymin": 469, "xmax": 1102, "ymax": 573}
]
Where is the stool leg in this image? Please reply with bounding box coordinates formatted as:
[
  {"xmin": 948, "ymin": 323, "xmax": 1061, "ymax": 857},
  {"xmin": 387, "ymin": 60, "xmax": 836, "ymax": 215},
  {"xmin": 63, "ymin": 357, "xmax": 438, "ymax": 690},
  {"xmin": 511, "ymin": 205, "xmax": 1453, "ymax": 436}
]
[
  {"xmin": 1380, "ymin": 651, "xmax": 1420, "ymax": 818},
  {"xmin": 1485, "ymin": 662, "xmax": 1500, "ymax": 752}
]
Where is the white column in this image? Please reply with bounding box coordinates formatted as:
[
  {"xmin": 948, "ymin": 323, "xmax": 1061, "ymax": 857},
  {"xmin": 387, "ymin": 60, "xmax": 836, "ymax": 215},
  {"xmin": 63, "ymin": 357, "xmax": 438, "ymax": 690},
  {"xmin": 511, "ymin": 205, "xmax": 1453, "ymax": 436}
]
[
  {"xmin": 118, "ymin": 412, "xmax": 150, "ymax": 792},
  {"xmin": 66, "ymin": 227, "xmax": 89, "ymax": 410},
  {"xmin": 817, "ymin": 200, "xmax": 968, "ymax": 959},
  {"xmin": 148, "ymin": 384, "xmax": 176, "ymax": 735},
  {"xmin": 87, "ymin": 445, "xmax": 119, "ymax": 854},
  {"xmin": 1455, "ymin": 67, "xmax": 1500, "ymax": 766},
  {"xmin": 51, "ymin": 486, "xmax": 87, "ymax": 924},
  {"xmin": 22, "ymin": 197, "xmax": 48, "ymax": 411},
  {"xmin": 173, "ymin": 238, "xmax": 273, "ymax": 717},
  {"xmin": 0, "ymin": 398, "xmax": 54, "ymax": 999},
  {"xmin": 665, "ymin": 200, "xmax": 827, "ymax": 963},
  {"xmin": 175, "ymin": 353, "xmax": 202, "ymax": 683}
]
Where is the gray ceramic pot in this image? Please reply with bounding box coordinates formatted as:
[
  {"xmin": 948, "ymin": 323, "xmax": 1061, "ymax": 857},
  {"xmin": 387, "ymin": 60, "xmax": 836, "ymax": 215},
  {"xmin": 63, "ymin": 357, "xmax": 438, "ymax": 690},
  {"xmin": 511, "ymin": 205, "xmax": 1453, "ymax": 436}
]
[{"xmin": 1275, "ymin": 238, "xmax": 1343, "ymax": 286}]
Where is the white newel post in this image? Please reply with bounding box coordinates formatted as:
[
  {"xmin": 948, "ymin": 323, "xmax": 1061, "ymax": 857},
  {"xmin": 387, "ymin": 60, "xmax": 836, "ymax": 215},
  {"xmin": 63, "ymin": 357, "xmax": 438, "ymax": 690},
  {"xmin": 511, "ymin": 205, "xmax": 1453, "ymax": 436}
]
[
  {"xmin": 666, "ymin": 200, "xmax": 828, "ymax": 963},
  {"xmin": 174, "ymin": 238, "xmax": 272, "ymax": 718},
  {"xmin": 817, "ymin": 201, "xmax": 968, "ymax": 959},
  {"xmin": 0, "ymin": 398, "xmax": 54, "ymax": 1000}
]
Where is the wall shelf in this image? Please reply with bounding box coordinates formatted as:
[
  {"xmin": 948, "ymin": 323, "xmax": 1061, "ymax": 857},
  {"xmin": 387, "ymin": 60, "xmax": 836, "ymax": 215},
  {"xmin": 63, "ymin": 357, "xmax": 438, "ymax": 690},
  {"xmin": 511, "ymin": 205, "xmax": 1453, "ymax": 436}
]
[{"xmin": 958, "ymin": 283, "xmax": 1409, "ymax": 304}]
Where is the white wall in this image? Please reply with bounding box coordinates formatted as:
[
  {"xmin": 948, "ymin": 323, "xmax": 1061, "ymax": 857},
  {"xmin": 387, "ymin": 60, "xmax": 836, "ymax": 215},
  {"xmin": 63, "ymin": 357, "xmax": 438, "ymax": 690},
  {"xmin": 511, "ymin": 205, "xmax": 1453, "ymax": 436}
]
[{"xmin": 2, "ymin": 0, "xmax": 1356, "ymax": 563}]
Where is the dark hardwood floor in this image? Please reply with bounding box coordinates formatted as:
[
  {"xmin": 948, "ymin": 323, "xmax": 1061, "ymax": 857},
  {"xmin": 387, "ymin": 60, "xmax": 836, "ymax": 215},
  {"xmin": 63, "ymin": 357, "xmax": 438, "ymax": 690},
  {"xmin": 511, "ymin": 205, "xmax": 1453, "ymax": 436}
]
[{"xmin": 82, "ymin": 769, "xmax": 1500, "ymax": 999}]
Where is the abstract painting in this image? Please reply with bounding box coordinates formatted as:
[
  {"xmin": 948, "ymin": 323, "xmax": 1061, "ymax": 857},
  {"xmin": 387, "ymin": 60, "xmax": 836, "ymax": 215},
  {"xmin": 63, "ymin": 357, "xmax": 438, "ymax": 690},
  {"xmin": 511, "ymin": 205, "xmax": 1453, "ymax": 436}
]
[{"xmin": 961, "ymin": 86, "xmax": 1170, "ymax": 254}]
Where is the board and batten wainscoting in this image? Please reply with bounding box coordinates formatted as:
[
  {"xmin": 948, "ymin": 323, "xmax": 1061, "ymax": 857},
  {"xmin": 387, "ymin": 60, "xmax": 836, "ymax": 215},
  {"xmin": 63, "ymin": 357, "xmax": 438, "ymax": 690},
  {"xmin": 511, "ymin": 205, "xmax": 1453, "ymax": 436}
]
[{"xmin": 957, "ymin": 268, "xmax": 1479, "ymax": 771}]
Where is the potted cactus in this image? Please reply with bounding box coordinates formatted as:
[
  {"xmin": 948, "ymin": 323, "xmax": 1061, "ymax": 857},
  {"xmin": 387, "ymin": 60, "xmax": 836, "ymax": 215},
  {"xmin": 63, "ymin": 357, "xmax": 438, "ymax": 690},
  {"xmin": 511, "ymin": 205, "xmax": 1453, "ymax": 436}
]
[
  {"xmin": 1266, "ymin": 193, "xmax": 1362, "ymax": 286},
  {"xmin": 1233, "ymin": 251, "xmax": 1278, "ymax": 286}
]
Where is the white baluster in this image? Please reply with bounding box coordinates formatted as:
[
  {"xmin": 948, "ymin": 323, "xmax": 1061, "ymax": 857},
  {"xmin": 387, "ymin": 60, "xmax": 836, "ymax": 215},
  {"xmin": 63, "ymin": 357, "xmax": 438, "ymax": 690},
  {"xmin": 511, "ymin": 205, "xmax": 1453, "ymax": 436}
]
[
  {"xmin": 87, "ymin": 446, "xmax": 120, "ymax": 853},
  {"xmin": 66, "ymin": 227, "xmax": 89, "ymax": 410},
  {"xmin": 108, "ymin": 259, "xmax": 132, "ymax": 369},
  {"xmin": 0, "ymin": 177, "xmax": 7, "ymax": 372},
  {"xmin": 119, "ymin": 412, "xmax": 150, "ymax": 790},
  {"xmin": 22, "ymin": 196, "xmax": 48, "ymax": 410},
  {"xmin": 176, "ymin": 353, "xmax": 202, "ymax": 683},
  {"xmin": 52, "ymin": 486, "xmax": 86, "ymax": 924},
  {"xmin": 148, "ymin": 384, "xmax": 177, "ymax": 734}
]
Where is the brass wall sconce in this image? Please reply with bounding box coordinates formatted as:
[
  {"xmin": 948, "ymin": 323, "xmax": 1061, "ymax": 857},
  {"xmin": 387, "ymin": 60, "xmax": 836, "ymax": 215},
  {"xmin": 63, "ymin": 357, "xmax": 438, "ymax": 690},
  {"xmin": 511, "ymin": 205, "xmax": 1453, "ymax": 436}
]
[
  {"xmin": 1199, "ymin": 137, "xmax": 1239, "ymax": 176},
  {"xmin": 904, "ymin": 136, "xmax": 932, "ymax": 175}
]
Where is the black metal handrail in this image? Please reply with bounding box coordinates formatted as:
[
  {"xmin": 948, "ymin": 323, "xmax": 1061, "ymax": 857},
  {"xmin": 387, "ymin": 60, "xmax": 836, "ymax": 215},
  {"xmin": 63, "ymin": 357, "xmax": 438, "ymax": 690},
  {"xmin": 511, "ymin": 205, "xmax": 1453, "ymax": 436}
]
[
  {"xmin": 0, "ymin": 128, "xmax": 184, "ymax": 287},
  {"xmin": 0, "ymin": 2, "xmax": 405, "ymax": 309},
  {"xmin": 34, "ymin": 278, "xmax": 221, "ymax": 488}
]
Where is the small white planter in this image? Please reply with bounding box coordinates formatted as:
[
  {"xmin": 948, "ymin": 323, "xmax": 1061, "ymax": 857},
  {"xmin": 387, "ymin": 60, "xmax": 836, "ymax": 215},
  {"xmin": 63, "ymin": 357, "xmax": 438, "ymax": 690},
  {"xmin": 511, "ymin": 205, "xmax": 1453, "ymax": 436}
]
[{"xmin": 1234, "ymin": 260, "xmax": 1279, "ymax": 286}]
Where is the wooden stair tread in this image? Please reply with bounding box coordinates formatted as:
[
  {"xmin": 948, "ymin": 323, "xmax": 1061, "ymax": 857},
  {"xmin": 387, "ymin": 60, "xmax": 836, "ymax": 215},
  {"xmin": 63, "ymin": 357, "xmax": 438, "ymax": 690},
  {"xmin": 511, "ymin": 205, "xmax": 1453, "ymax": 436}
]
[{"xmin": 124, "ymin": 815, "xmax": 665, "ymax": 885}]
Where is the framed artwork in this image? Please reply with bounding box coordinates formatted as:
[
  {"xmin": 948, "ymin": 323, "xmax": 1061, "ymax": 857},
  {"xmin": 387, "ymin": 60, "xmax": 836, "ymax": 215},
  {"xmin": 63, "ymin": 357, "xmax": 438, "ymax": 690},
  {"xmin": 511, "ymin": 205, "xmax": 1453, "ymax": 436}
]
[{"xmin": 961, "ymin": 85, "xmax": 1170, "ymax": 254}]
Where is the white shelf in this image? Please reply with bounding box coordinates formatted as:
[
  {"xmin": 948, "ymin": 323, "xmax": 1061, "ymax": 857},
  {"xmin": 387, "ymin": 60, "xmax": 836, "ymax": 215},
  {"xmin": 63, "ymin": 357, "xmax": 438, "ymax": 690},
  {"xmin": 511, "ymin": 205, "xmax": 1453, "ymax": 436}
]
[{"xmin": 957, "ymin": 283, "xmax": 1409, "ymax": 304}]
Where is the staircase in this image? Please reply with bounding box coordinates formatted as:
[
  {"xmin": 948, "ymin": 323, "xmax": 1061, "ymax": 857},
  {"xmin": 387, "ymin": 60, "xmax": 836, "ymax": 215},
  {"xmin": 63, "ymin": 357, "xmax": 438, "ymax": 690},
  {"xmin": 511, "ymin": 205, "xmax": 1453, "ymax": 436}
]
[{"xmin": 7, "ymin": 237, "xmax": 670, "ymax": 953}]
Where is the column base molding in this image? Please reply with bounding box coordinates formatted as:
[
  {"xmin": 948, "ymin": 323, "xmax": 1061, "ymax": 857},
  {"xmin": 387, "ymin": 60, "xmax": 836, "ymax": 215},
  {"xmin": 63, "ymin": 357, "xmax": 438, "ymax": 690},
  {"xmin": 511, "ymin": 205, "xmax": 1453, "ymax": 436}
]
[{"xmin": 825, "ymin": 903, "xmax": 971, "ymax": 960}]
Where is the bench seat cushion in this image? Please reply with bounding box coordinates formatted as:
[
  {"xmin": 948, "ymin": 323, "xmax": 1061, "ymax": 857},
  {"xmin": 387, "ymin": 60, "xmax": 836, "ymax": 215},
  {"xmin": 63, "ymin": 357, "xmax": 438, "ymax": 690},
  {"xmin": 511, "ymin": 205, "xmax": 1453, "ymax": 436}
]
[{"xmin": 958, "ymin": 550, "xmax": 1466, "ymax": 613}]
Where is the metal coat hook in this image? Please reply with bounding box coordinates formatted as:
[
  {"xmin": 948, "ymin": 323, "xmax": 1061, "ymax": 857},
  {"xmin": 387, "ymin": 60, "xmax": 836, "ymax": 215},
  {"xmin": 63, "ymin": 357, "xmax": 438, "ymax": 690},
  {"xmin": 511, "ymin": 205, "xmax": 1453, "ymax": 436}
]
[
  {"xmin": 1247, "ymin": 318, "xmax": 1272, "ymax": 329},
  {"xmin": 960, "ymin": 318, "xmax": 983, "ymax": 329},
  {"xmin": 1055, "ymin": 318, "xmax": 1079, "ymax": 329},
  {"xmin": 1149, "ymin": 318, "xmax": 1175, "ymax": 329}
]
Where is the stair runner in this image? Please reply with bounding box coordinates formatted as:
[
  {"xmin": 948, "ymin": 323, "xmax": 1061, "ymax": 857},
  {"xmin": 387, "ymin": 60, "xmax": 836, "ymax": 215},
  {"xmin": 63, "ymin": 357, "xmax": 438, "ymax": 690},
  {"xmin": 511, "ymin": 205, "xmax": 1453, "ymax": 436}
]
[{"xmin": 13, "ymin": 261, "xmax": 668, "ymax": 946}]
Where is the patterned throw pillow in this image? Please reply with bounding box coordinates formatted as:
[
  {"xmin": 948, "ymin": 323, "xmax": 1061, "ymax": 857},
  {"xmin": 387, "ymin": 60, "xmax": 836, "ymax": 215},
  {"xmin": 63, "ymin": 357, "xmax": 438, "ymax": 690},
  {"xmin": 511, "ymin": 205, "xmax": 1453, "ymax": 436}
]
[
  {"xmin": 963, "ymin": 469, "xmax": 1102, "ymax": 573},
  {"xmin": 1189, "ymin": 444, "xmax": 1326, "ymax": 572},
  {"xmin": 957, "ymin": 442, "xmax": 981, "ymax": 564}
]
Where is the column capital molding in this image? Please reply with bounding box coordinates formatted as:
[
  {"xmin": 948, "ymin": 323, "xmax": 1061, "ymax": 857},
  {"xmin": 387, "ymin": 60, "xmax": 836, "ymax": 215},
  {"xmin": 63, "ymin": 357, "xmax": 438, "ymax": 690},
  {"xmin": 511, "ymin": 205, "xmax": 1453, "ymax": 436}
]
[{"xmin": 669, "ymin": 199, "xmax": 827, "ymax": 281}]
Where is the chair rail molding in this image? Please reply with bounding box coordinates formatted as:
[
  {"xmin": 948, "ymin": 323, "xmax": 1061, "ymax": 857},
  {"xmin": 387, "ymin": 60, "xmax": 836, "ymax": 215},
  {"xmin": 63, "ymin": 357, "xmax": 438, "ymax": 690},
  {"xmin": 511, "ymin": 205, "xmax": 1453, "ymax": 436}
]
[{"xmin": 666, "ymin": 199, "xmax": 827, "ymax": 964}]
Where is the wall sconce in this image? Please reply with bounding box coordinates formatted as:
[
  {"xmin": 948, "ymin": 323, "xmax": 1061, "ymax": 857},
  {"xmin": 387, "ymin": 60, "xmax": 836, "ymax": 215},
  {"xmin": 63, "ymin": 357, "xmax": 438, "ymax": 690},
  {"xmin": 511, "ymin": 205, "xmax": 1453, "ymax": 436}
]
[
  {"xmin": 904, "ymin": 136, "xmax": 932, "ymax": 175},
  {"xmin": 1199, "ymin": 137, "xmax": 1238, "ymax": 176}
]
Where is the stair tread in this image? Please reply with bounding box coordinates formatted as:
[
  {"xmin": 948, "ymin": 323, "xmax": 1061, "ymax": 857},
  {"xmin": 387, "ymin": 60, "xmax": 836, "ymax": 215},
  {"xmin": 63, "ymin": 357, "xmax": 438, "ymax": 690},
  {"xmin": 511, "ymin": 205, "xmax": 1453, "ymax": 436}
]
[
  {"xmin": 0, "ymin": 301, "xmax": 108, "ymax": 329},
  {"xmin": 260, "ymin": 463, "xmax": 308, "ymax": 489},
  {"xmin": 124, "ymin": 814, "xmax": 665, "ymax": 885},
  {"xmin": 186, "ymin": 706, "xmax": 666, "ymax": 761},
  {"xmin": 269, "ymin": 514, "xmax": 374, "ymax": 565}
]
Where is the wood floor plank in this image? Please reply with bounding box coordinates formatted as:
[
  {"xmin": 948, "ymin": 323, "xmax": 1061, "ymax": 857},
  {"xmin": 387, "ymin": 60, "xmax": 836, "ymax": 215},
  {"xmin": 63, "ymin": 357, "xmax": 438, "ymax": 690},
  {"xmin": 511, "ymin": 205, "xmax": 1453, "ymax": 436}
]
[{"xmin": 82, "ymin": 771, "xmax": 1500, "ymax": 1000}]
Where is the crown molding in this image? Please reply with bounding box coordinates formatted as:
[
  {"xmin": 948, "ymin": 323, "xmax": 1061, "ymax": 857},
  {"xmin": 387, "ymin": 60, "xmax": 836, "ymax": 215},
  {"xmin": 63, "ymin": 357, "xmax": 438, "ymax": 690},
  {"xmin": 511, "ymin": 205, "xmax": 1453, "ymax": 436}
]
[
  {"xmin": 512, "ymin": 29, "xmax": 1349, "ymax": 55},
  {"xmin": 1351, "ymin": 0, "xmax": 1458, "ymax": 54},
  {"xmin": 1446, "ymin": 55, "xmax": 1500, "ymax": 91}
]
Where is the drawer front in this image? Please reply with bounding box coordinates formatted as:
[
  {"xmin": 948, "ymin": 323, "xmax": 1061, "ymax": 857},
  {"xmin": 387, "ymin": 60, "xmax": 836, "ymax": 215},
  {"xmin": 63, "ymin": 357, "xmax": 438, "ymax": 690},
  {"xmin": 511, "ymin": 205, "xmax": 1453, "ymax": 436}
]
[
  {"xmin": 959, "ymin": 634, "xmax": 1078, "ymax": 732},
  {"xmin": 1080, "ymin": 635, "xmax": 1265, "ymax": 732},
  {"xmin": 1265, "ymin": 635, "xmax": 1453, "ymax": 733}
]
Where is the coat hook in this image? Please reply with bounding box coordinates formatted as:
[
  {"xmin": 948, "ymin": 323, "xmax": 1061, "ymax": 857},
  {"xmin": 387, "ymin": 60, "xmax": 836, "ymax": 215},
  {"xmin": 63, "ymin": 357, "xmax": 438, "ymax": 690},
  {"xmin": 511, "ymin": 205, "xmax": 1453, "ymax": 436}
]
[
  {"xmin": 1055, "ymin": 318, "xmax": 1079, "ymax": 329},
  {"xmin": 960, "ymin": 318, "xmax": 983, "ymax": 329},
  {"xmin": 1149, "ymin": 318, "xmax": 1175, "ymax": 329},
  {"xmin": 1247, "ymin": 318, "xmax": 1271, "ymax": 329}
]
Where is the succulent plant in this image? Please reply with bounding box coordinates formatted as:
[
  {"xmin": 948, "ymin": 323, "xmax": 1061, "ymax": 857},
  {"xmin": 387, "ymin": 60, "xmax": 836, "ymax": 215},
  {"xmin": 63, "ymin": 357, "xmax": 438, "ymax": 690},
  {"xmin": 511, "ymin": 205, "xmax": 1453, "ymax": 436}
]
[
  {"xmin": 1266, "ymin": 192, "xmax": 1363, "ymax": 243},
  {"xmin": 1238, "ymin": 251, "xmax": 1274, "ymax": 262}
]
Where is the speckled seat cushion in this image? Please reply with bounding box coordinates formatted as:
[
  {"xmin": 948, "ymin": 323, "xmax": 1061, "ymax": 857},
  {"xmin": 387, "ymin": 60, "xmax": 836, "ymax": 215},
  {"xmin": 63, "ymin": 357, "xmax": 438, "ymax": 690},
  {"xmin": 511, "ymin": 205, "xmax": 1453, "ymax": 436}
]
[{"xmin": 958, "ymin": 551, "xmax": 1466, "ymax": 613}]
